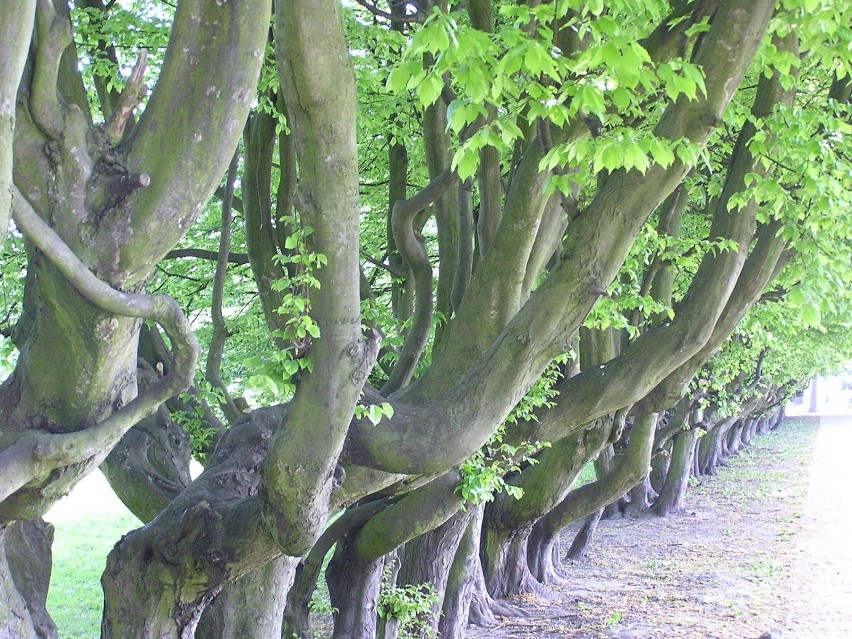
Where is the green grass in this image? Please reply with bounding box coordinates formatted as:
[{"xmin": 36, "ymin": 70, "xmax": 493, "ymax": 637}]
[{"xmin": 47, "ymin": 513, "xmax": 142, "ymax": 639}]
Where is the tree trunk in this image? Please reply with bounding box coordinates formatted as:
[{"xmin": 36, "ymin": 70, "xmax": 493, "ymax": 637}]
[
  {"xmin": 564, "ymin": 509, "xmax": 604, "ymax": 561},
  {"xmin": 650, "ymin": 439, "xmax": 672, "ymax": 495},
  {"xmin": 742, "ymin": 418, "xmax": 759, "ymax": 445},
  {"xmin": 439, "ymin": 505, "xmax": 527, "ymax": 638},
  {"xmin": 594, "ymin": 445, "xmax": 625, "ymax": 518},
  {"xmin": 196, "ymin": 557, "xmax": 296, "ymax": 639},
  {"xmin": 0, "ymin": 520, "xmax": 56, "ymax": 639},
  {"xmin": 480, "ymin": 524, "xmax": 551, "ymax": 599},
  {"xmin": 326, "ymin": 533, "xmax": 385, "ymax": 639},
  {"xmin": 382, "ymin": 509, "xmax": 476, "ymax": 639},
  {"xmin": 697, "ymin": 420, "xmax": 729, "ymax": 475},
  {"xmin": 0, "ymin": 527, "xmax": 34, "ymax": 639},
  {"xmin": 726, "ymin": 420, "xmax": 744, "ymax": 456},
  {"xmin": 526, "ymin": 518, "xmax": 565, "ymax": 585},
  {"xmin": 622, "ymin": 475, "xmax": 656, "ymax": 518},
  {"xmin": 652, "ymin": 427, "xmax": 698, "ymax": 516},
  {"xmin": 440, "ymin": 505, "xmax": 484, "ymax": 639}
]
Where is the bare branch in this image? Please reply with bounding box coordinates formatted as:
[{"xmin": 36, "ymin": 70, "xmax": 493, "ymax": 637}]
[
  {"xmin": 360, "ymin": 250, "xmax": 406, "ymax": 278},
  {"xmin": 105, "ymin": 48, "xmax": 148, "ymax": 144},
  {"xmin": 164, "ymin": 248, "xmax": 249, "ymax": 265},
  {"xmin": 354, "ymin": 0, "xmax": 424, "ymax": 24},
  {"xmin": 206, "ymin": 152, "xmax": 244, "ymax": 424}
]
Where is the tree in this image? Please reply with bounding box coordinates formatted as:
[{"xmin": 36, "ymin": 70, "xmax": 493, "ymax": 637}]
[{"xmin": 0, "ymin": 1, "xmax": 849, "ymax": 638}]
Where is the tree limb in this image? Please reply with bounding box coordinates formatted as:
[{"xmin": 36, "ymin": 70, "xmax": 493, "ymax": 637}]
[
  {"xmin": 382, "ymin": 168, "xmax": 457, "ymax": 394},
  {"xmin": 205, "ymin": 151, "xmax": 244, "ymax": 424},
  {"xmin": 30, "ymin": 0, "xmax": 71, "ymax": 139},
  {"xmin": 164, "ymin": 248, "xmax": 249, "ymax": 265},
  {"xmin": 2, "ymin": 186, "xmax": 198, "ymax": 505},
  {"xmin": 104, "ymin": 48, "xmax": 148, "ymax": 145}
]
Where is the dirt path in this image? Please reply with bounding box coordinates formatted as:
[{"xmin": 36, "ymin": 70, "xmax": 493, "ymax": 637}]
[
  {"xmin": 783, "ymin": 415, "xmax": 852, "ymax": 638},
  {"xmin": 466, "ymin": 417, "xmax": 852, "ymax": 639}
]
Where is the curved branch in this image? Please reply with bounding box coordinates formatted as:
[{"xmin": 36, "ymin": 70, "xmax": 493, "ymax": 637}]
[
  {"xmin": 382, "ymin": 168, "xmax": 457, "ymax": 395},
  {"xmin": 2, "ymin": 187, "xmax": 199, "ymax": 504}
]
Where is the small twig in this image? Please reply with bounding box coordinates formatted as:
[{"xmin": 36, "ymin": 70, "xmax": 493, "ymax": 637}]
[
  {"xmin": 206, "ymin": 152, "xmax": 244, "ymax": 424},
  {"xmin": 105, "ymin": 49, "xmax": 148, "ymax": 144},
  {"xmin": 360, "ymin": 250, "xmax": 406, "ymax": 278},
  {"xmin": 354, "ymin": 0, "xmax": 425, "ymax": 23}
]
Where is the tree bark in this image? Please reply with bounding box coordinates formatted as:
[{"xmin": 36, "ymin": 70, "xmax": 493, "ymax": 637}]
[
  {"xmin": 195, "ymin": 557, "xmax": 296, "ymax": 639},
  {"xmin": 326, "ymin": 533, "xmax": 385, "ymax": 639},
  {"xmin": 0, "ymin": 0, "xmax": 36, "ymax": 243},
  {"xmin": 384, "ymin": 509, "xmax": 477, "ymax": 639},
  {"xmin": 439, "ymin": 505, "xmax": 484, "ymax": 639},
  {"xmin": 0, "ymin": 520, "xmax": 56, "ymax": 639},
  {"xmin": 652, "ymin": 427, "xmax": 699, "ymax": 516}
]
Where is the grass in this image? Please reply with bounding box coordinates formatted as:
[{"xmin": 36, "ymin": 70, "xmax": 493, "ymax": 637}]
[{"xmin": 47, "ymin": 512, "xmax": 142, "ymax": 639}]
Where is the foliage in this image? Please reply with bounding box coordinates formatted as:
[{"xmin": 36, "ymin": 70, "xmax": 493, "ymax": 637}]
[
  {"xmin": 378, "ymin": 567, "xmax": 439, "ymax": 639},
  {"xmin": 457, "ymin": 356, "xmax": 567, "ymax": 503},
  {"xmin": 353, "ymin": 400, "xmax": 395, "ymax": 427},
  {"xmin": 171, "ymin": 383, "xmax": 225, "ymax": 456}
]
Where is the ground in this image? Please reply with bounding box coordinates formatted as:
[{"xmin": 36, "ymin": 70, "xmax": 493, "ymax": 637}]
[
  {"xmin": 44, "ymin": 414, "xmax": 852, "ymax": 638},
  {"xmin": 466, "ymin": 415, "xmax": 852, "ymax": 639}
]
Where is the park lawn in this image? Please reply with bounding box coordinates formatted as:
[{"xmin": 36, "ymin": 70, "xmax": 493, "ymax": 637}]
[{"xmin": 47, "ymin": 512, "xmax": 142, "ymax": 639}]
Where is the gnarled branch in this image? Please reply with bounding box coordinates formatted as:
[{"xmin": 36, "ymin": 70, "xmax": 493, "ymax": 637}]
[{"xmin": 1, "ymin": 186, "xmax": 198, "ymax": 505}]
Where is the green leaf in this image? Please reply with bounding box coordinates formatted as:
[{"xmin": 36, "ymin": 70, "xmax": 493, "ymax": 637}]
[
  {"xmin": 801, "ymin": 304, "xmax": 821, "ymax": 326},
  {"xmin": 417, "ymin": 73, "xmax": 443, "ymax": 107}
]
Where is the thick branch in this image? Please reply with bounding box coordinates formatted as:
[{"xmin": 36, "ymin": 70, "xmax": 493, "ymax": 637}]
[
  {"xmin": 2, "ymin": 187, "xmax": 198, "ymax": 505},
  {"xmin": 537, "ymin": 412, "xmax": 657, "ymax": 530},
  {"xmin": 117, "ymin": 0, "xmax": 271, "ymax": 283},
  {"xmin": 30, "ymin": 0, "xmax": 70, "ymax": 139},
  {"xmin": 262, "ymin": 0, "xmax": 379, "ymax": 556}
]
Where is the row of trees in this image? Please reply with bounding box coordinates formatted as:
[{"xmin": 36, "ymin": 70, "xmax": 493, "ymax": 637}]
[{"xmin": 1, "ymin": 1, "xmax": 849, "ymax": 637}]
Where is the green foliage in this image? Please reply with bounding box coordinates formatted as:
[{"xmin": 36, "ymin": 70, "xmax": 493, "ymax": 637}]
[
  {"xmin": 243, "ymin": 218, "xmax": 327, "ymax": 403},
  {"xmin": 0, "ymin": 335, "xmax": 17, "ymax": 380},
  {"xmin": 71, "ymin": 2, "xmax": 172, "ymax": 120},
  {"xmin": 354, "ymin": 400, "xmax": 395, "ymax": 427},
  {"xmin": 307, "ymin": 588, "xmax": 337, "ymax": 616},
  {"xmin": 384, "ymin": 2, "xmax": 707, "ymax": 181},
  {"xmin": 378, "ymin": 569, "xmax": 439, "ymax": 639},
  {"xmin": 171, "ymin": 382, "xmax": 225, "ymax": 456}
]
